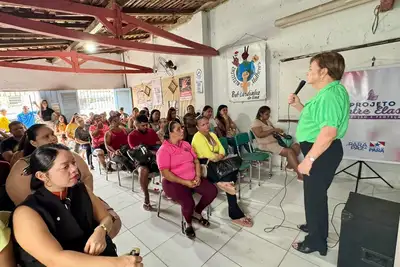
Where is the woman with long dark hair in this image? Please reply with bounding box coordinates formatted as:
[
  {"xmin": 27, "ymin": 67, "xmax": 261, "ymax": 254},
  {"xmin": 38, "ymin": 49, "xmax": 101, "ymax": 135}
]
[
  {"xmin": 66, "ymin": 115, "xmax": 80, "ymax": 153},
  {"xmin": 39, "ymin": 100, "xmax": 54, "ymax": 122},
  {"xmin": 75, "ymin": 117, "xmax": 94, "ymax": 170},
  {"xmin": 156, "ymin": 121, "xmax": 218, "ymax": 238},
  {"xmin": 183, "ymin": 113, "xmax": 197, "ymax": 144},
  {"xmin": 251, "ymin": 106, "xmax": 303, "ymax": 181},
  {"xmin": 214, "ymin": 105, "xmax": 249, "ymax": 154},
  {"xmin": 55, "ymin": 114, "xmax": 68, "ymax": 145},
  {"xmin": 6, "ymin": 124, "xmax": 88, "ymax": 204},
  {"xmin": 6, "ymin": 124, "xmax": 122, "ymax": 239},
  {"xmin": 148, "ymin": 109, "xmax": 161, "ymax": 132},
  {"xmin": 289, "ymin": 52, "xmax": 349, "ymax": 255},
  {"xmin": 192, "ymin": 116, "xmax": 253, "ymax": 227},
  {"xmin": 166, "ymin": 107, "xmax": 181, "ymax": 124},
  {"xmin": 104, "ymin": 115, "xmax": 134, "ymax": 173},
  {"xmin": 10, "ymin": 144, "xmax": 143, "ymax": 267},
  {"xmin": 202, "ymin": 105, "xmax": 216, "ymax": 132}
]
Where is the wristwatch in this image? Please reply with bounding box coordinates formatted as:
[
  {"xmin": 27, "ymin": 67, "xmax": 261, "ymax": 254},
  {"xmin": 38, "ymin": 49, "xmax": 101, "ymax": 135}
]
[{"xmin": 307, "ymin": 156, "xmax": 316, "ymax": 163}]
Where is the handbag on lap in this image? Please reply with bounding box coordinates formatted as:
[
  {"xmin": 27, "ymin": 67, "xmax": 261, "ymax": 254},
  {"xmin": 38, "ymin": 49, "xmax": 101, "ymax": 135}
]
[{"xmin": 205, "ymin": 156, "xmax": 242, "ymax": 180}]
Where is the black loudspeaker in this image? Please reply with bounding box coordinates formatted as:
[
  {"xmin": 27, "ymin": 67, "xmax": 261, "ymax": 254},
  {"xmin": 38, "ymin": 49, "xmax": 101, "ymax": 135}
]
[{"xmin": 338, "ymin": 192, "xmax": 400, "ymax": 267}]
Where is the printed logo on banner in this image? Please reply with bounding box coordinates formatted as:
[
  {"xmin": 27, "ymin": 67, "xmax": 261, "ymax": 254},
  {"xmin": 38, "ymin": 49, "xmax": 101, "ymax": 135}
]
[
  {"xmin": 349, "ymin": 89, "xmax": 400, "ymax": 120},
  {"xmin": 346, "ymin": 141, "xmax": 368, "ymax": 151},
  {"xmin": 228, "ymin": 43, "xmax": 266, "ymax": 102},
  {"xmin": 369, "ymin": 141, "xmax": 385, "ymax": 153}
]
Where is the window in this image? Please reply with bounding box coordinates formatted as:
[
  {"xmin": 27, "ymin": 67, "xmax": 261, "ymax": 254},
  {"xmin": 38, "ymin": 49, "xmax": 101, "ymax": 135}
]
[
  {"xmin": 78, "ymin": 89, "xmax": 115, "ymax": 116},
  {"xmin": 0, "ymin": 91, "xmax": 40, "ymax": 121}
]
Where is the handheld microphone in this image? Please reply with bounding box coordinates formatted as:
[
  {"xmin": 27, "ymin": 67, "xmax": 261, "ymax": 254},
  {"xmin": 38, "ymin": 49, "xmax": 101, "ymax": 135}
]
[
  {"xmin": 129, "ymin": 248, "xmax": 140, "ymax": 256},
  {"xmin": 294, "ymin": 80, "xmax": 306, "ymax": 95}
]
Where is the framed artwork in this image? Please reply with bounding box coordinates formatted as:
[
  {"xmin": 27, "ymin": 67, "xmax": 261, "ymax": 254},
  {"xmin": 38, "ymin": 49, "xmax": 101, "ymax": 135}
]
[
  {"xmin": 168, "ymin": 79, "xmax": 178, "ymax": 94},
  {"xmin": 144, "ymin": 85, "xmax": 151, "ymax": 96}
]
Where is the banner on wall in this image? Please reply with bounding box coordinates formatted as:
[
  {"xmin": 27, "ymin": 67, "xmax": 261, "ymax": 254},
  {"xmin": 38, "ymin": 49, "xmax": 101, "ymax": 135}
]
[
  {"xmin": 179, "ymin": 75, "xmax": 193, "ymax": 101},
  {"xmin": 341, "ymin": 66, "xmax": 400, "ymax": 164},
  {"xmin": 227, "ymin": 42, "xmax": 266, "ymax": 102},
  {"xmin": 152, "ymin": 79, "xmax": 163, "ymax": 106},
  {"xmin": 135, "ymin": 85, "xmax": 147, "ymax": 109}
]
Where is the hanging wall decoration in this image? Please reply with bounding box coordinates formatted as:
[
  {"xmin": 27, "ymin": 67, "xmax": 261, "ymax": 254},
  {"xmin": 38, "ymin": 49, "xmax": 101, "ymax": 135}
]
[
  {"xmin": 227, "ymin": 42, "xmax": 267, "ymax": 102},
  {"xmin": 144, "ymin": 84, "xmax": 151, "ymax": 96},
  {"xmin": 168, "ymin": 79, "xmax": 178, "ymax": 94},
  {"xmin": 151, "ymin": 79, "xmax": 163, "ymax": 106},
  {"xmin": 179, "ymin": 75, "xmax": 193, "ymax": 101}
]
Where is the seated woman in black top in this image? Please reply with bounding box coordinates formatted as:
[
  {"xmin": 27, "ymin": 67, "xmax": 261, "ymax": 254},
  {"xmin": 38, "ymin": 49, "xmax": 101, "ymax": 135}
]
[
  {"xmin": 166, "ymin": 107, "xmax": 181, "ymax": 124},
  {"xmin": 11, "ymin": 144, "xmax": 143, "ymax": 267}
]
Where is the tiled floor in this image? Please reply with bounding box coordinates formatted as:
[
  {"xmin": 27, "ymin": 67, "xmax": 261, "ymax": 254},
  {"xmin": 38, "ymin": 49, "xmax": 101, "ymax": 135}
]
[{"xmin": 93, "ymin": 163, "xmax": 400, "ymax": 267}]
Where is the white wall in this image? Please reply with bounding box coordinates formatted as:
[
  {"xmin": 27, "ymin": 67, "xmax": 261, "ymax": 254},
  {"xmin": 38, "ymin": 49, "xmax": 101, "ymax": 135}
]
[
  {"xmin": 210, "ymin": 0, "xmax": 400, "ymax": 131},
  {"xmin": 0, "ymin": 53, "xmax": 125, "ymax": 90},
  {"xmin": 209, "ymin": 0, "xmax": 400, "ymax": 186},
  {"xmin": 124, "ymin": 12, "xmax": 211, "ymax": 112}
]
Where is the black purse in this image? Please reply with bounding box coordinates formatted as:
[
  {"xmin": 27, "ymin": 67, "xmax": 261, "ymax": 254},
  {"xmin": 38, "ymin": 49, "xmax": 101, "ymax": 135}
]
[{"xmin": 207, "ymin": 156, "xmax": 242, "ymax": 179}]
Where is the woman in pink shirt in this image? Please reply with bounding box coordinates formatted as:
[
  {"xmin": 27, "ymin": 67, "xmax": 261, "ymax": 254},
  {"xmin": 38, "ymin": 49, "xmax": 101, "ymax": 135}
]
[{"xmin": 156, "ymin": 121, "xmax": 218, "ymax": 239}]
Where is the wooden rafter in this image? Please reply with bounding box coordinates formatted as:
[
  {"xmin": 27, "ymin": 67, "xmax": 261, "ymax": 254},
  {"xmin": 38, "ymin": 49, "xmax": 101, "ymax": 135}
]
[{"xmin": 0, "ymin": 0, "xmax": 218, "ymax": 56}]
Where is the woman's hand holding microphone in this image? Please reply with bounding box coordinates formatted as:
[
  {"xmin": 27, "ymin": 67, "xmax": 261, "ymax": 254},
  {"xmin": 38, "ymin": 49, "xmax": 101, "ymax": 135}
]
[
  {"xmin": 117, "ymin": 248, "xmax": 143, "ymax": 267},
  {"xmin": 116, "ymin": 255, "xmax": 143, "ymax": 267},
  {"xmin": 288, "ymin": 94, "xmax": 304, "ymax": 112}
]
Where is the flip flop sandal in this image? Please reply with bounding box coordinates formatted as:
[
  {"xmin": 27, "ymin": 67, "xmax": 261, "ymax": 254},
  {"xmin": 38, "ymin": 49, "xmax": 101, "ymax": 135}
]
[
  {"xmin": 142, "ymin": 203, "xmax": 154, "ymax": 211},
  {"xmin": 232, "ymin": 217, "xmax": 253, "ymax": 228},
  {"xmin": 192, "ymin": 216, "xmax": 210, "ymax": 227},
  {"xmin": 185, "ymin": 225, "xmax": 196, "ymax": 239}
]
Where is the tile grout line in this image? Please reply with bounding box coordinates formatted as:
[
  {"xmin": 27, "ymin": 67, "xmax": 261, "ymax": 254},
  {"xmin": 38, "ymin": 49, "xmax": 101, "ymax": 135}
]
[
  {"xmin": 277, "ymin": 250, "xmax": 290, "ymax": 267},
  {"xmin": 207, "ymin": 229, "xmax": 243, "ymax": 267}
]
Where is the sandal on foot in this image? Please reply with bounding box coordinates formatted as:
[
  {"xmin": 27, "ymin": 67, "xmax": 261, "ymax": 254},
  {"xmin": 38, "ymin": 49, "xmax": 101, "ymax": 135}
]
[
  {"xmin": 192, "ymin": 216, "xmax": 210, "ymax": 227},
  {"xmin": 292, "ymin": 241, "xmax": 327, "ymax": 256},
  {"xmin": 297, "ymin": 224, "xmax": 308, "ymax": 233},
  {"xmin": 185, "ymin": 225, "xmax": 196, "ymax": 239},
  {"xmin": 143, "ymin": 203, "xmax": 154, "ymax": 211},
  {"xmin": 232, "ymin": 216, "xmax": 253, "ymax": 228},
  {"xmin": 297, "ymin": 174, "xmax": 304, "ymax": 182},
  {"xmin": 217, "ymin": 182, "xmax": 236, "ymax": 195}
]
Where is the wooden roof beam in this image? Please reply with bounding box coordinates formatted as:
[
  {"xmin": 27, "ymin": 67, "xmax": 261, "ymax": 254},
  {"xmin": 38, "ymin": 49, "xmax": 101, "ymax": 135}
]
[
  {"xmin": 0, "ymin": 10, "xmax": 94, "ymax": 22},
  {"xmin": 0, "ymin": 0, "xmax": 218, "ymax": 56},
  {"xmin": 122, "ymin": 7, "xmax": 196, "ymax": 16},
  {"xmin": 0, "ymin": 38, "xmax": 70, "ymax": 46}
]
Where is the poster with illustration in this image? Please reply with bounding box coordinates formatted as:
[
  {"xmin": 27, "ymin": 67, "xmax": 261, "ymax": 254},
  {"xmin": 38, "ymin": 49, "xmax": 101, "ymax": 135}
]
[
  {"xmin": 179, "ymin": 75, "xmax": 193, "ymax": 101},
  {"xmin": 227, "ymin": 42, "xmax": 266, "ymax": 102}
]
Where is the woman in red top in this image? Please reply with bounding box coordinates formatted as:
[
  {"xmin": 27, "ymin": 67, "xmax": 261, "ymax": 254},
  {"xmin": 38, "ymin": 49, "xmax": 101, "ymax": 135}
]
[
  {"xmin": 89, "ymin": 115, "xmax": 109, "ymax": 170},
  {"xmin": 104, "ymin": 115, "xmax": 135, "ymax": 173}
]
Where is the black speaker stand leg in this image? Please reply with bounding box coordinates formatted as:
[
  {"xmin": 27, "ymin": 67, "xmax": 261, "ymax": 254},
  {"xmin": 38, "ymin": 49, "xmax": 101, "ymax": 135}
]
[
  {"xmin": 335, "ymin": 160, "xmax": 393, "ymax": 193},
  {"xmin": 362, "ymin": 161, "xmax": 394, "ymax": 189}
]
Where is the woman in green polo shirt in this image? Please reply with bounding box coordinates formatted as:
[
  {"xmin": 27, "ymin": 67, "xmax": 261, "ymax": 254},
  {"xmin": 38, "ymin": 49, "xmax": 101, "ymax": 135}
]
[{"xmin": 288, "ymin": 52, "xmax": 350, "ymax": 256}]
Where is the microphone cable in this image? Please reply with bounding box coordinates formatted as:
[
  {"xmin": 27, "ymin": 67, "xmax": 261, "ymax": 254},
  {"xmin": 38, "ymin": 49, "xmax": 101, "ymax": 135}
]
[{"xmin": 263, "ymin": 102, "xmax": 344, "ymax": 249}]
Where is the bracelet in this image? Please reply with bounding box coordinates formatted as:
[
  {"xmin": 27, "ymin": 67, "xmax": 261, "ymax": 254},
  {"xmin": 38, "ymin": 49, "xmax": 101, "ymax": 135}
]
[{"xmin": 98, "ymin": 224, "xmax": 108, "ymax": 234}]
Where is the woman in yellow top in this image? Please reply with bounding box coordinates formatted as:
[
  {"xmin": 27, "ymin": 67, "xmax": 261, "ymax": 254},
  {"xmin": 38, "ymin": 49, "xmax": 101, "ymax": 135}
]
[
  {"xmin": 0, "ymin": 211, "xmax": 15, "ymax": 267},
  {"xmin": 192, "ymin": 116, "xmax": 253, "ymax": 228},
  {"xmin": 65, "ymin": 114, "xmax": 79, "ymax": 152},
  {"xmin": 55, "ymin": 114, "xmax": 67, "ymax": 145},
  {"xmin": 0, "ymin": 108, "xmax": 10, "ymax": 133}
]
